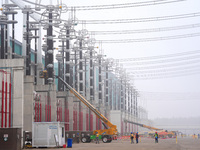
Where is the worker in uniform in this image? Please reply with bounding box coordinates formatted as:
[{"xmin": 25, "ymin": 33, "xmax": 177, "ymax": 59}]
[
  {"xmin": 77, "ymin": 133, "xmax": 80, "ymax": 143},
  {"xmin": 135, "ymin": 132, "xmax": 139, "ymax": 144},
  {"xmin": 154, "ymin": 132, "xmax": 159, "ymax": 143},
  {"xmin": 96, "ymin": 132, "xmax": 99, "ymax": 144},
  {"xmin": 130, "ymin": 132, "xmax": 134, "ymax": 144}
]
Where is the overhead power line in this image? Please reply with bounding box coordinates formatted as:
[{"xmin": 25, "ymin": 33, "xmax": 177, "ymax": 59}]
[
  {"xmin": 131, "ymin": 72, "xmax": 200, "ymax": 80},
  {"xmin": 79, "ymin": 12, "xmax": 200, "ymax": 24},
  {"xmin": 132, "ymin": 67, "xmax": 200, "ymax": 76},
  {"xmin": 121, "ymin": 55, "xmax": 200, "ymax": 65},
  {"xmin": 130, "ymin": 69, "xmax": 200, "ymax": 80},
  {"xmin": 98, "ymin": 32, "xmax": 200, "ymax": 43},
  {"xmin": 73, "ymin": 0, "xmax": 186, "ymax": 11},
  {"xmin": 128, "ymin": 65, "xmax": 200, "ymax": 74},
  {"xmin": 117, "ymin": 50, "xmax": 200, "ymax": 62},
  {"xmin": 124, "ymin": 59, "xmax": 200, "ymax": 70},
  {"xmin": 91, "ymin": 23, "xmax": 200, "ymax": 35},
  {"xmin": 140, "ymin": 91, "xmax": 200, "ymax": 95},
  {"xmin": 139, "ymin": 91, "xmax": 200, "ymax": 101}
]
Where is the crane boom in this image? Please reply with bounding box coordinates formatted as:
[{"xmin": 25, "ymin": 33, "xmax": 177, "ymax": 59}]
[
  {"xmin": 124, "ymin": 119, "xmax": 162, "ymax": 131},
  {"xmin": 56, "ymin": 75, "xmax": 118, "ymax": 135}
]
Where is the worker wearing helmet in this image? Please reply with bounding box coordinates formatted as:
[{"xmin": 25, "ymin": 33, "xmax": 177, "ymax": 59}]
[
  {"xmin": 136, "ymin": 132, "xmax": 139, "ymax": 144},
  {"xmin": 96, "ymin": 132, "xmax": 99, "ymax": 144},
  {"xmin": 130, "ymin": 132, "xmax": 134, "ymax": 144},
  {"xmin": 154, "ymin": 132, "xmax": 159, "ymax": 143}
]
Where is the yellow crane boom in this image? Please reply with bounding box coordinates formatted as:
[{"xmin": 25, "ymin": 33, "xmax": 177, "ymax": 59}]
[
  {"xmin": 124, "ymin": 119, "xmax": 162, "ymax": 131},
  {"xmin": 56, "ymin": 76, "xmax": 118, "ymax": 142}
]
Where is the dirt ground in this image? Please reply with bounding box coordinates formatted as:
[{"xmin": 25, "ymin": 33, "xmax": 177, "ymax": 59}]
[{"xmin": 27, "ymin": 137, "xmax": 200, "ymax": 150}]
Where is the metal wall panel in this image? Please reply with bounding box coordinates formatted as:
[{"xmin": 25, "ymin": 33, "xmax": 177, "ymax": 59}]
[{"xmin": 0, "ymin": 128, "xmax": 21, "ymax": 150}]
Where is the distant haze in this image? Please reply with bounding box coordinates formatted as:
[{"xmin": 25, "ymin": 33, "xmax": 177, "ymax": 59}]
[{"xmin": 153, "ymin": 117, "xmax": 200, "ymax": 135}]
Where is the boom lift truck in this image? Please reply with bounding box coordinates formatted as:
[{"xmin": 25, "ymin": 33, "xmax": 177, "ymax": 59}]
[{"xmin": 55, "ymin": 75, "xmax": 118, "ymax": 143}]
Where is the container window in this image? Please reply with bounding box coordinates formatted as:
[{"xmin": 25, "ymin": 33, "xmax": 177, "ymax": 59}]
[{"xmin": 62, "ymin": 127, "xmax": 64, "ymax": 137}]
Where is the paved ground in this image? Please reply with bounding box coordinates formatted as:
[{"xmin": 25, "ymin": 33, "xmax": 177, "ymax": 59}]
[{"xmin": 26, "ymin": 138, "xmax": 200, "ymax": 150}]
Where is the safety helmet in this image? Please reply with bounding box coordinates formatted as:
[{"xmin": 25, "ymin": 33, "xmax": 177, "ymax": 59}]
[{"xmin": 131, "ymin": 132, "xmax": 133, "ymax": 134}]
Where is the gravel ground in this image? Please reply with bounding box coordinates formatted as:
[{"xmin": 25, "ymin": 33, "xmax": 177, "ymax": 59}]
[{"xmin": 25, "ymin": 137, "xmax": 200, "ymax": 150}]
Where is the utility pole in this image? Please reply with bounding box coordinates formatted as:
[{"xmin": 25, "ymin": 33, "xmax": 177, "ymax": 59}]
[
  {"xmin": 89, "ymin": 46, "xmax": 94, "ymax": 131},
  {"xmin": 29, "ymin": 22, "xmax": 39, "ymax": 84},
  {"xmin": 131, "ymin": 87, "xmax": 134, "ymax": 118},
  {"xmin": 88, "ymin": 42, "xmax": 95, "ymax": 131},
  {"xmin": 97, "ymin": 54, "xmax": 103, "ymax": 129},
  {"xmin": 65, "ymin": 26, "xmax": 70, "ymax": 86},
  {"xmin": 46, "ymin": 8, "xmax": 53, "ymax": 84},
  {"xmin": 120, "ymin": 79, "xmax": 123, "ymax": 111},
  {"xmin": 5, "ymin": 13, "xmax": 8, "ymax": 59},
  {"xmin": 114, "ymin": 80, "xmax": 117, "ymax": 110},
  {"xmin": 104, "ymin": 60, "xmax": 109, "ymax": 119},
  {"xmin": 22, "ymin": 6, "xmax": 32, "ymax": 75},
  {"xmin": 34, "ymin": 24, "xmax": 39, "ymax": 84},
  {"xmin": 56, "ymin": 52, "xmax": 63, "ymax": 90},
  {"xmin": 74, "ymin": 46, "xmax": 78, "ymax": 90},
  {"xmin": 78, "ymin": 36, "xmax": 83, "ymax": 131},
  {"xmin": 84, "ymin": 54, "xmax": 88, "ymax": 98},
  {"xmin": 105, "ymin": 60, "xmax": 109, "ymax": 105},
  {"xmin": 2, "ymin": 4, "xmax": 18, "ymax": 59},
  {"xmin": 57, "ymin": 39, "xmax": 64, "ymax": 91},
  {"xmin": 134, "ymin": 90, "xmax": 138, "ymax": 132},
  {"xmin": 117, "ymin": 81, "xmax": 121, "ymax": 110},
  {"xmin": 11, "ymin": 10, "xmax": 16, "ymax": 58},
  {"xmin": 79, "ymin": 39, "xmax": 83, "ymax": 95},
  {"xmin": 41, "ymin": 5, "xmax": 60, "ymax": 85},
  {"xmin": 109, "ymin": 78, "xmax": 113, "ymax": 110},
  {"xmin": 136, "ymin": 91, "xmax": 138, "ymax": 118},
  {"xmin": 25, "ymin": 10, "xmax": 30, "ymax": 75},
  {"xmin": 124, "ymin": 77, "xmax": 127, "ymax": 134},
  {"xmin": 61, "ymin": 39, "xmax": 65, "ymax": 90},
  {"xmin": 120, "ymin": 77, "xmax": 124, "ymax": 135},
  {"xmin": 0, "ymin": 15, "xmax": 6, "ymax": 59}
]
